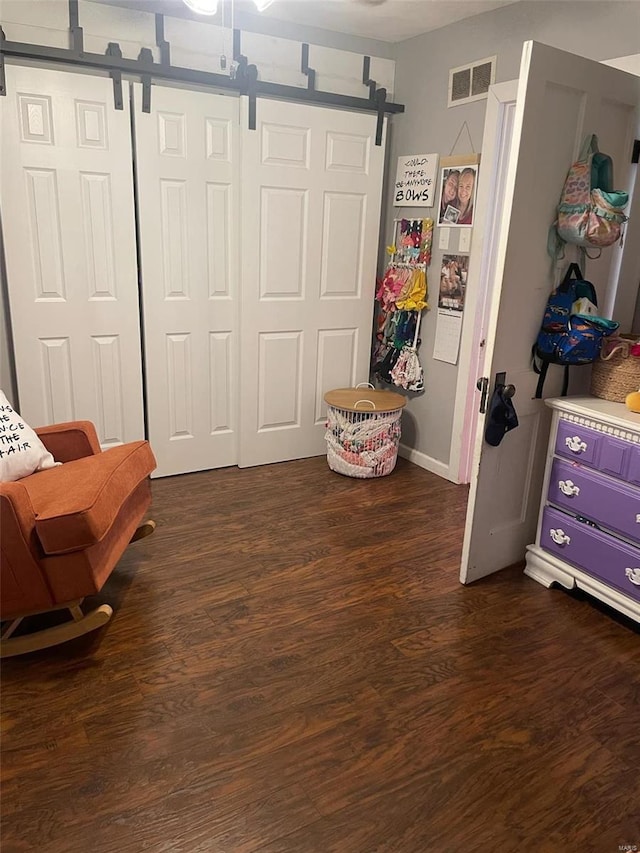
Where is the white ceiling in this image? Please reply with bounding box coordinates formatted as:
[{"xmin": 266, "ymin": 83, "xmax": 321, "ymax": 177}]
[{"xmin": 255, "ymin": 0, "xmax": 519, "ymax": 43}]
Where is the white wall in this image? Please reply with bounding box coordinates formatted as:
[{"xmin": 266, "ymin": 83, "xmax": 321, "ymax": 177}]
[{"xmin": 385, "ymin": 0, "xmax": 640, "ymax": 475}]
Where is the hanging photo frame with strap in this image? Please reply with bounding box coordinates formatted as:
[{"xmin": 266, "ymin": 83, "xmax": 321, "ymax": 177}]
[{"xmin": 437, "ymin": 154, "xmax": 480, "ymax": 228}]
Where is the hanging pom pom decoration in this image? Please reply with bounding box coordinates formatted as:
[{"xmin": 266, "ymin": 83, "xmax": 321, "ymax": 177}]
[{"xmin": 373, "ymin": 217, "xmax": 432, "ymax": 389}]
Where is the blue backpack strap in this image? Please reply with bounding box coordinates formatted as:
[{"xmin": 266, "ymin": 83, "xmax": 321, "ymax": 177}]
[
  {"xmin": 533, "ymin": 361, "xmax": 569, "ymax": 399},
  {"xmin": 534, "ymin": 360, "xmax": 549, "ymax": 399},
  {"xmin": 532, "ymin": 344, "xmax": 547, "ymax": 399},
  {"xmin": 560, "ymin": 262, "xmax": 599, "ymax": 304},
  {"xmin": 559, "ymin": 263, "xmax": 583, "ymax": 289}
]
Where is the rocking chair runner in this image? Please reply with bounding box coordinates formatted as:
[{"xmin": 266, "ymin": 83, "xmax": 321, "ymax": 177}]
[{"xmin": 0, "ymin": 421, "xmax": 157, "ymax": 657}]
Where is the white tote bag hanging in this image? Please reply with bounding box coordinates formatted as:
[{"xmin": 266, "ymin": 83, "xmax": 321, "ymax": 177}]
[{"xmin": 391, "ymin": 311, "xmax": 424, "ymax": 391}]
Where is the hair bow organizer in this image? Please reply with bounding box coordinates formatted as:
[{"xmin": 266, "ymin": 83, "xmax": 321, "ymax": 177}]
[{"xmin": 372, "ymin": 218, "xmax": 432, "ymax": 390}]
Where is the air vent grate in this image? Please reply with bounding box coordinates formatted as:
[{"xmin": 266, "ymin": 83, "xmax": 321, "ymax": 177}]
[
  {"xmin": 451, "ymin": 68, "xmax": 471, "ymax": 102},
  {"xmin": 472, "ymin": 62, "xmax": 493, "ymax": 96},
  {"xmin": 448, "ymin": 56, "xmax": 496, "ymax": 107}
]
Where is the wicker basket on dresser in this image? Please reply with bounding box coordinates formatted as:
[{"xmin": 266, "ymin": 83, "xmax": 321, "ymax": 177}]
[{"xmin": 525, "ymin": 396, "xmax": 640, "ymax": 624}]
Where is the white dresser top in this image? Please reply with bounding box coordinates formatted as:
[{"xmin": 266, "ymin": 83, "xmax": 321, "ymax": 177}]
[{"xmin": 546, "ymin": 396, "xmax": 640, "ymax": 432}]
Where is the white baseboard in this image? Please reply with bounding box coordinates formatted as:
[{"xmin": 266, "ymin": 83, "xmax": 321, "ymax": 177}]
[{"xmin": 398, "ymin": 444, "xmax": 458, "ymax": 483}]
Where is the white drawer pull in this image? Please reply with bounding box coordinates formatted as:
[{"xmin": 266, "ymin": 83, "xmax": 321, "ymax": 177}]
[
  {"xmin": 565, "ymin": 436, "xmax": 587, "ymax": 453},
  {"xmin": 550, "ymin": 528, "xmax": 571, "ymax": 546},
  {"xmin": 558, "ymin": 479, "xmax": 580, "ymax": 497},
  {"xmin": 636, "ymin": 514, "xmax": 640, "ymax": 524},
  {"xmin": 625, "ymin": 568, "xmax": 640, "ymax": 586}
]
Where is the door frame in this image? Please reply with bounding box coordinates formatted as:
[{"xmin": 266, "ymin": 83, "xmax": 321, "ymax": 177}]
[{"xmin": 448, "ymin": 79, "xmax": 518, "ymax": 486}]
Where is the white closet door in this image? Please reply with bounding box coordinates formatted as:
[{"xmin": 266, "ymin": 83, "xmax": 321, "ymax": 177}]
[
  {"xmin": 0, "ymin": 66, "xmax": 144, "ymax": 443},
  {"xmin": 133, "ymin": 85, "xmax": 239, "ymax": 477},
  {"xmin": 239, "ymin": 99, "xmax": 386, "ymax": 467}
]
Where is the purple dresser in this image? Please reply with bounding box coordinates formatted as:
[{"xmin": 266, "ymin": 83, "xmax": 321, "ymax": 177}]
[{"xmin": 525, "ymin": 397, "xmax": 640, "ymax": 623}]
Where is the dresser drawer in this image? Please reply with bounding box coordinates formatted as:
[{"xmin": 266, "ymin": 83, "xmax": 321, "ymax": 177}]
[
  {"xmin": 627, "ymin": 443, "xmax": 640, "ymax": 487},
  {"xmin": 555, "ymin": 420, "xmax": 602, "ymax": 467},
  {"xmin": 555, "ymin": 418, "xmax": 640, "ymax": 485},
  {"xmin": 541, "ymin": 507, "xmax": 640, "ymax": 602},
  {"xmin": 549, "ymin": 458, "xmax": 640, "ymax": 544}
]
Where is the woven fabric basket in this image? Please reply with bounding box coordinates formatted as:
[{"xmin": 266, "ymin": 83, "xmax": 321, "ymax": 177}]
[
  {"xmin": 590, "ymin": 335, "xmax": 640, "ymax": 402},
  {"xmin": 324, "ymin": 385, "xmax": 405, "ymax": 479}
]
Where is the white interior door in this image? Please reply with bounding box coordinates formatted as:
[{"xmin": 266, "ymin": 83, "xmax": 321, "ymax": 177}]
[
  {"xmin": 460, "ymin": 41, "xmax": 640, "ymax": 583},
  {"xmin": 133, "ymin": 85, "xmax": 240, "ymax": 477},
  {"xmin": 0, "ymin": 65, "xmax": 144, "ymax": 443},
  {"xmin": 239, "ymin": 98, "xmax": 386, "ymax": 467}
]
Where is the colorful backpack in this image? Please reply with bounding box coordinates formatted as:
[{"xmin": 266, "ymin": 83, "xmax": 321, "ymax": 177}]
[
  {"xmin": 548, "ymin": 135, "xmax": 628, "ymax": 259},
  {"xmin": 532, "ymin": 264, "xmax": 619, "ymax": 398}
]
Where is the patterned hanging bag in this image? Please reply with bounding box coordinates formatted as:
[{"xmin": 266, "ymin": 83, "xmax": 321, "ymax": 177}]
[{"xmin": 548, "ymin": 134, "xmax": 628, "ymax": 260}]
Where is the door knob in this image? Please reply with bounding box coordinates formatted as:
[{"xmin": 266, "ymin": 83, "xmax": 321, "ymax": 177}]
[{"xmin": 494, "ymin": 372, "xmax": 516, "ymax": 398}]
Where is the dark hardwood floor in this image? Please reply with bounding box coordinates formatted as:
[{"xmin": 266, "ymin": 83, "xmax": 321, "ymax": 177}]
[{"xmin": 1, "ymin": 456, "xmax": 639, "ymax": 852}]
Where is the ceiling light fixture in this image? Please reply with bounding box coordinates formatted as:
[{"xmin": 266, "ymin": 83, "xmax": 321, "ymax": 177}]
[
  {"xmin": 183, "ymin": 0, "xmax": 219, "ymax": 16},
  {"xmin": 183, "ymin": 0, "xmax": 275, "ymax": 15}
]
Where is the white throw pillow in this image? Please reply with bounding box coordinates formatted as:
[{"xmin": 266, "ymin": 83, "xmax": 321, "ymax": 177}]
[{"xmin": 0, "ymin": 390, "xmax": 61, "ymax": 482}]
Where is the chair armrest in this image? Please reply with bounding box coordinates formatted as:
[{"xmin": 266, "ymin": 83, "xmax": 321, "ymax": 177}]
[
  {"xmin": 1, "ymin": 481, "xmax": 37, "ymax": 546},
  {"xmin": 1, "ymin": 484, "xmax": 54, "ymax": 618},
  {"xmin": 34, "ymin": 421, "xmax": 102, "ymax": 463}
]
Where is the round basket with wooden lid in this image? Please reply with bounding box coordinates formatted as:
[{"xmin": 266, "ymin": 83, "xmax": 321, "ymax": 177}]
[{"xmin": 323, "ymin": 384, "xmax": 406, "ymax": 478}]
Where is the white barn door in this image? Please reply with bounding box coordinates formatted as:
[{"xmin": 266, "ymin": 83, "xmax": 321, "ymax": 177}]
[
  {"xmin": 239, "ymin": 99, "xmax": 386, "ymax": 467},
  {"xmin": 460, "ymin": 42, "xmax": 640, "ymax": 583},
  {"xmin": 133, "ymin": 86, "xmax": 240, "ymax": 477},
  {"xmin": 0, "ymin": 65, "xmax": 144, "ymax": 443}
]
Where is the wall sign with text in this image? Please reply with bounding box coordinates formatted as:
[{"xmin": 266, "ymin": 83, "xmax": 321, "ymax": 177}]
[{"xmin": 394, "ymin": 153, "xmax": 439, "ymax": 207}]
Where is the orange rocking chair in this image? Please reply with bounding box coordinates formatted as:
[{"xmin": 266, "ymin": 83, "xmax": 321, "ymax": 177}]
[{"xmin": 0, "ymin": 421, "xmax": 156, "ymax": 657}]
